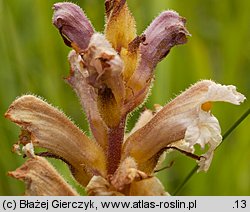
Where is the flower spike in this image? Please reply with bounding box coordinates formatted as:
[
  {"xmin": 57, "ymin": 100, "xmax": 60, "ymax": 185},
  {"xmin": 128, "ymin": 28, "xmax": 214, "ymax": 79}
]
[{"xmin": 5, "ymin": 1, "xmax": 246, "ymax": 196}]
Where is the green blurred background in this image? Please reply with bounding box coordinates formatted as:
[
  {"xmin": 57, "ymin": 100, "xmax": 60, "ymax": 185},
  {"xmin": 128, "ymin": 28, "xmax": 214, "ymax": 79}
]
[{"xmin": 0, "ymin": 0, "xmax": 249, "ymax": 195}]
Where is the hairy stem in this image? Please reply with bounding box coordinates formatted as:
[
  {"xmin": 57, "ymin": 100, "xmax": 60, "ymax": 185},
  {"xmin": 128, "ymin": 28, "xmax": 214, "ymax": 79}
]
[{"xmin": 107, "ymin": 117, "xmax": 126, "ymax": 175}]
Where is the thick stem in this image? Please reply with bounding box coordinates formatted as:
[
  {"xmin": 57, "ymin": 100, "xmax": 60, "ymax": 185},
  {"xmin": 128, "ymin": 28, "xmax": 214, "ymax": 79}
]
[{"xmin": 107, "ymin": 117, "xmax": 126, "ymax": 175}]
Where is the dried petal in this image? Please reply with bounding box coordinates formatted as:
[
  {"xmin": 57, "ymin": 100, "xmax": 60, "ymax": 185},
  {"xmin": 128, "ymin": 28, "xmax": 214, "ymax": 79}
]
[
  {"xmin": 122, "ymin": 80, "xmax": 246, "ymax": 172},
  {"xmin": 12, "ymin": 143, "xmax": 21, "ymax": 155},
  {"xmin": 82, "ymin": 33, "xmax": 125, "ymax": 128},
  {"xmin": 86, "ymin": 176, "xmax": 124, "ymax": 196},
  {"xmin": 8, "ymin": 156, "xmax": 78, "ymax": 196},
  {"xmin": 22, "ymin": 142, "xmax": 35, "ymax": 158},
  {"xmin": 5, "ymin": 95, "xmax": 107, "ymax": 181},
  {"xmin": 124, "ymin": 11, "xmax": 189, "ymax": 113},
  {"xmin": 129, "ymin": 177, "xmax": 168, "ymax": 196},
  {"xmin": 111, "ymin": 157, "xmax": 148, "ymax": 191},
  {"xmin": 67, "ymin": 50, "xmax": 108, "ymax": 150},
  {"xmin": 52, "ymin": 2, "xmax": 94, "ymax": 52}
]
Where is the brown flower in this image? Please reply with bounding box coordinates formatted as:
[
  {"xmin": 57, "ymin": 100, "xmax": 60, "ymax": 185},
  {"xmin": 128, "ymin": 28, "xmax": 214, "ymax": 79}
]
[{"xmin": 5, "ymin": 1, "xmax": 245, "ymax": 196}]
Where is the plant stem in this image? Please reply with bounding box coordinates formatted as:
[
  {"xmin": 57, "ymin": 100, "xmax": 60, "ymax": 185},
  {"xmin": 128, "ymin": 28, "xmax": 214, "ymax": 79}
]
[
  {"xmin": 217, "ymin": 107, "xmax": 250, "ymax": 148},
  {"xmin": 107, "ymin": 117, "xmax": 126, "ymax": 175},
  {"xmin": 173, "ymin": 165, "xmax": 198, "ymax": 195}
]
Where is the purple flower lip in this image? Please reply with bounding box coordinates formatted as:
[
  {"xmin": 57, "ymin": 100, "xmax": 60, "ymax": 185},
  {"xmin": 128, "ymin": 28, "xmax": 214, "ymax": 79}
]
[{"xmin": 52, "ymin": 2, "xmax": 94, "ymax": 51}]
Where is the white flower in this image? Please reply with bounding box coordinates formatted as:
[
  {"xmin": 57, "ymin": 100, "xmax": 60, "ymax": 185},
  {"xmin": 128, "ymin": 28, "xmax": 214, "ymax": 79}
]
[
  {"xmin": 123, "ymin": 80, "xmax": 246, "ymax": 173},
  {"xmin": 183, "ymin": 81, "xmax": 245, "ymax": 171},
  {"xmin": 184, "ymin": 110, "xmax": 222, "ymax": 171}
]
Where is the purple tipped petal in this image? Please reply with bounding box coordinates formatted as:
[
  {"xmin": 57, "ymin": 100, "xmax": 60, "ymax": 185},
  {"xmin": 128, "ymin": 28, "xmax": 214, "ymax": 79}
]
[
  {"xmin": 52, "ymin": 2, "xmax": 94, "ymax": 51},
  {"xmin": 141, "ymin": 10, "xmax": 189, "ymax": 68},
  {"xmin": 124, "ymin": 11, "xmax": 189, "ymax": 113}
]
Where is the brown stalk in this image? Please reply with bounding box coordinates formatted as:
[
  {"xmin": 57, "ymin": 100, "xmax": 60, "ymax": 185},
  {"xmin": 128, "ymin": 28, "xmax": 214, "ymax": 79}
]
[{"xmin": 107, "ymin": 117, "xmax": 126, "ymax": 175}]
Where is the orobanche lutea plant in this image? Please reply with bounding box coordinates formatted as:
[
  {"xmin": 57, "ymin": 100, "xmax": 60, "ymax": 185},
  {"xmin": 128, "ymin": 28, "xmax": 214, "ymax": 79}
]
[{"xmin": 6, "ymin": 1, "xmax": 245, "ymax": 196}]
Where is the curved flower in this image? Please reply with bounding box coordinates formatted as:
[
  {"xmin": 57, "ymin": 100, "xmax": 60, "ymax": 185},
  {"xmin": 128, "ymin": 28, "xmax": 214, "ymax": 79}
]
[
  {"xmin": 5, "ymin": 1, "xmax": 245, "ymax": 196},
  {"xmin": 122, "ymin": 80, "xmax": 246, "ymax": 173}
]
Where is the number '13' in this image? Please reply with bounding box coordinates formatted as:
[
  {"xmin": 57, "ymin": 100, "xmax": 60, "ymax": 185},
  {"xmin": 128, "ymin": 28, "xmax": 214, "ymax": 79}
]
[{"xmin": 235, "ymin": 200, "xmax": 246, "ymax": 208}]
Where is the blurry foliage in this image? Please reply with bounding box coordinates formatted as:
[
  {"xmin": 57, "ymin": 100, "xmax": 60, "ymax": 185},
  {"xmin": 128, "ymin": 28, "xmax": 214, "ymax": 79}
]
[{"xmin": 0, "ymin": 0, "xmax": 249, "ymax": 195}]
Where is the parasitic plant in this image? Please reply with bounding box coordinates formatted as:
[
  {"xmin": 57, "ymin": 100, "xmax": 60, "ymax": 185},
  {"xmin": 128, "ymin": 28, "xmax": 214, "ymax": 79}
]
[{"xmin": 5, "ymin": 1, "xmax": 245, "ymax": 196}]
